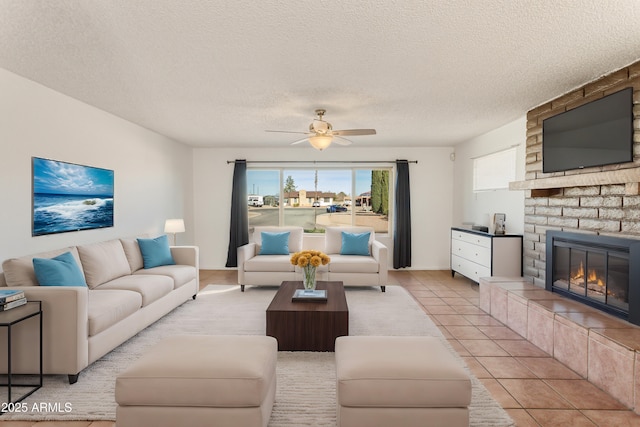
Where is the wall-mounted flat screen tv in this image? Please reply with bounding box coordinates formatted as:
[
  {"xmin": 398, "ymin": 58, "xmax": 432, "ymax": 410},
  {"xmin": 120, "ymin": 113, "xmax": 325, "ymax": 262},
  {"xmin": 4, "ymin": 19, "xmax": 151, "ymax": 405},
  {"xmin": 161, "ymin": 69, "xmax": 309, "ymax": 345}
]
[
  {"xmin": 32, "ymin": 157, "xmax": 114, "ymax": 236},
  {"xmin": 542, "ymin": 87, "xmax": 633, "ymax": 173}
]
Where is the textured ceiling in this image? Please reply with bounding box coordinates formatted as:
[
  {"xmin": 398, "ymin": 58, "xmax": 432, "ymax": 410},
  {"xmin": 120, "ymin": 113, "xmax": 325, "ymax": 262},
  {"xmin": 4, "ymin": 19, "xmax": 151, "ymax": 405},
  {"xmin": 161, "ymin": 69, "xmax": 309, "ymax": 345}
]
[{"xmin": 1, "ymin": 1, "xmax": 640, "ymax": 149}]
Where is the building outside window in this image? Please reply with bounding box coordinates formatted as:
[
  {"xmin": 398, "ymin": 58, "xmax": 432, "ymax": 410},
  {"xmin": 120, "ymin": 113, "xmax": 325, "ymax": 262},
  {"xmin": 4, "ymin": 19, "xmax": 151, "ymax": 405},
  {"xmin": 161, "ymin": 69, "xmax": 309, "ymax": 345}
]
[{"xmin": 247, "ymin": 167, "xmax": 391, "ymax": 233}]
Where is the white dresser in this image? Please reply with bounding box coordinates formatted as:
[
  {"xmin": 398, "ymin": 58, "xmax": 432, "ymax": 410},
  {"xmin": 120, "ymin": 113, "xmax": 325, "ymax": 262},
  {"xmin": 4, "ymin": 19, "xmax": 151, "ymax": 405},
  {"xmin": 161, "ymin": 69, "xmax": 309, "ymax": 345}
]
[{"xmin": 450, "ymin": 227, "xmax": 523, "ymax": 283}]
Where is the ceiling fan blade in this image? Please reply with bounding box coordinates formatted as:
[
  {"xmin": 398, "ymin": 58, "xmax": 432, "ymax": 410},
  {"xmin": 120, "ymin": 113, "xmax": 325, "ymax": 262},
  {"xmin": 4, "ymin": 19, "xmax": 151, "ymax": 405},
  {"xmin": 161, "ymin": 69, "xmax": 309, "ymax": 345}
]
[
  {"xmin": 332, "ymin": 129, "xmax": 376, "ymax": 136},
  {"xmin": 265, "ymin": 130, "xmax": 310, "ymax": 135},
  {"xmin": 333, "ymin": 136, "xmax": 353, "ymax": 146},
  {"xmin": 290, "ymin": 137, "xmax": 310, "ymax": 145}
]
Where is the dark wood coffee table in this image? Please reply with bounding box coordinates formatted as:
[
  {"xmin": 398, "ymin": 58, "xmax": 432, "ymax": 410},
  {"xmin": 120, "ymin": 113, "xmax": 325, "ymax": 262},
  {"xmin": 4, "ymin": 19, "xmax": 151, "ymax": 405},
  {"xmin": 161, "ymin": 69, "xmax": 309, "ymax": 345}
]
[{"xmin": 266, "ymin": 281, "xmax": 349, "ymax": 351}]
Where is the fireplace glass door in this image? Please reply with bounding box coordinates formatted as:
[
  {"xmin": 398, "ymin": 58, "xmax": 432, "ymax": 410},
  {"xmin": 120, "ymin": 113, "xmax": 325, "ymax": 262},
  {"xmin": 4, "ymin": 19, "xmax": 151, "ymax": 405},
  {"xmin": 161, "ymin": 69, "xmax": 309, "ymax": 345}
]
[
  {"xmin": 552, "ymin": 242, "xmax": 629, "ymax": 314},
  {"xmin": 608, "ymin": 254, "xmax": 629, "ymax": 311},
  {"xmin": 547, "ymin": 231, "xmax": 636, "ymax": 325}
]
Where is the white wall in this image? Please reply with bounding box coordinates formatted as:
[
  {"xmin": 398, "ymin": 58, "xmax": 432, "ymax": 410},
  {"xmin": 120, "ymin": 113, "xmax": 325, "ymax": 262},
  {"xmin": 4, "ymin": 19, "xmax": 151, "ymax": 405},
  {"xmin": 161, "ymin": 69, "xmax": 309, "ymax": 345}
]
[
  {"xmin": 0, "ymin": 66, "xmax": 527, "ymax": 274},
  {"xmin": 452, "ymin": 117, "xmax": 526, "ymax": 235},
  {"xmin": 193, "ymin": 146, "xmax": 455, "ymax": 270},
  {"xmin": 0, "ymin": 69, "xmax": 194, "ymax": 265}
]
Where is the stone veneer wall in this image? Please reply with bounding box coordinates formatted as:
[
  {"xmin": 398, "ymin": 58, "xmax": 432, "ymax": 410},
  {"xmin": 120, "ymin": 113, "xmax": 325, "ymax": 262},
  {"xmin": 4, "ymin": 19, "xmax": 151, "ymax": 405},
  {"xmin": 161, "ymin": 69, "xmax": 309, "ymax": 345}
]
[{"xmin": 524, "ymin": 60, "xmax": 640, "ymax": 287}]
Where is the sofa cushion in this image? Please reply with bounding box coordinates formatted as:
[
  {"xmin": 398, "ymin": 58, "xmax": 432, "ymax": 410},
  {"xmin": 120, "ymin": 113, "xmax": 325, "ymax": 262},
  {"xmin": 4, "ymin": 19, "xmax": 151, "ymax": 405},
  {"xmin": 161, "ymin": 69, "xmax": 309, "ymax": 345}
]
[
  {"xmin": 137, "ymin": 235, "xmax": 176, "ymax": 269},
  {"xmin": 259, "ymin": 231, "xmax": 290, "ymax": 255},
  {"xmin": 133, "ymin": 265, "xmax": 196, "ymax": 289},
  {"xmin": 341, "ymin": 232, "xmax": 371, "ymax": 256},
  {"xmin": 88, "ymin": 289, "xmax": 142, "ymax": 337},
  {"xmin": 78, "ymin": 239, "xmax": 131, "ymax": 289},
  {"xmin": 120, "ymin": 238, "xmax": 145, "ymax": 273},
  {"xmin": 2, "ymin": 247, "xmax": 83, "ymax": 287},
  {"xmin": 328, "ymin": 255, "xmax": 379, "ymax": 273},
  {"xmin": 253, "ymin": 226, "xmax": 303, "ymax": 253},
  {"xmin": 94, "ymin": 275, "xmax": 174, "ymax": 307},
  {"xmin": 325, "ymin": 227, "xmax": 375, "ymax": 255},
  {"xmin": 244, "ymin": 255, "xmax": 295, "ymax": 272},
  {"xmin": 32, "ymin": 251, "xmax": 87, "ymax": 287}
]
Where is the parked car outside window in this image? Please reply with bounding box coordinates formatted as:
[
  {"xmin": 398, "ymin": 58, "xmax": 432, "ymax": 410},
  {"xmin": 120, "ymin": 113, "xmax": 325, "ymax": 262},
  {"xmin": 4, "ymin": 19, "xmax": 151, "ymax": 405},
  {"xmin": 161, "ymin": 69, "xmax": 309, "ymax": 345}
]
[{"xmin": 326, "ymin": 204, "xmax": 348, "ymax": 213}]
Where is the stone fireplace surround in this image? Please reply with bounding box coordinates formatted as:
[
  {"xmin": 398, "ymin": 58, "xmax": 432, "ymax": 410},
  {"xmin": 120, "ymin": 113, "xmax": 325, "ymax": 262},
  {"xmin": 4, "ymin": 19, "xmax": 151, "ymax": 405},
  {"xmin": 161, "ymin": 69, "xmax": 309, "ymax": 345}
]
[
  {"xmin": 513, "ymin": 59, "xmax": 640, "ymax": 288},
  {"xmin": 497, "ymin": 59, "xmax": 640, "ymax": 414}
]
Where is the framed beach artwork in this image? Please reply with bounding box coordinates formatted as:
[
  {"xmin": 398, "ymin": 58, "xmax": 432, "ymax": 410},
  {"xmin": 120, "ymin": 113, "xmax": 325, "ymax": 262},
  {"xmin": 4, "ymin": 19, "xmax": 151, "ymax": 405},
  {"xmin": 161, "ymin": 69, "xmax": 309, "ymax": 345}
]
[{"xmin": 32, "ymin": 157, "xmax": 114, "ymax": 236}]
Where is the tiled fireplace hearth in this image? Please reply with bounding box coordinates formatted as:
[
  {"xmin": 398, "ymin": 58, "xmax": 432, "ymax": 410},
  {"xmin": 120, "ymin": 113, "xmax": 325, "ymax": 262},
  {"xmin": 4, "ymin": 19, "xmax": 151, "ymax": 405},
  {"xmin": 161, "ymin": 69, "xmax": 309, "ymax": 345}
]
[
  {"xmin": 546, "ymin": 231, "xmax": 640, "ymax": 325},
  {"xmin": 480, "ymin": 276, "xmax": 640, "ymax": 413}
]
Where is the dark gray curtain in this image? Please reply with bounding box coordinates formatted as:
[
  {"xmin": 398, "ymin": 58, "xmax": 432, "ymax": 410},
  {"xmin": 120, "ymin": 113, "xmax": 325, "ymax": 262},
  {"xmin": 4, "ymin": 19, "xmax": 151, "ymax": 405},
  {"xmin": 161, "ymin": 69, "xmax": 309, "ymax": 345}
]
[
  {"xmin": 225, "ymin": 160, "xmax": 249, "ymax": 267},
  {"xmin": 393, "ymin": 160, "xmax": 411, "ymax": 268}
]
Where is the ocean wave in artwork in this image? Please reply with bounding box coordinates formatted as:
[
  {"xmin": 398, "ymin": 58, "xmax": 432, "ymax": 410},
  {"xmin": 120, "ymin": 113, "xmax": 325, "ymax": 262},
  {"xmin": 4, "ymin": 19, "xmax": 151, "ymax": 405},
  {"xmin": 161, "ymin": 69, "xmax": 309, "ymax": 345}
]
[{"xmin": 33, "ymin": 194, "xmax": 114, "ymax": 235}]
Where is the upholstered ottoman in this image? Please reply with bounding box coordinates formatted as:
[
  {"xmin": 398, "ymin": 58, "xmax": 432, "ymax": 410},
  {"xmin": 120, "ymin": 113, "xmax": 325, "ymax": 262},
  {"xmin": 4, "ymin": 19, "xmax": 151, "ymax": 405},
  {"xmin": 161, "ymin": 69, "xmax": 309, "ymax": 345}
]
[
  {"xmin": 335, "ymin": 336, "xmax": 471, "ymax": 427},
  {"xmin": 115, "ymin": 335, "xmax": 278, "ymax": 427}
]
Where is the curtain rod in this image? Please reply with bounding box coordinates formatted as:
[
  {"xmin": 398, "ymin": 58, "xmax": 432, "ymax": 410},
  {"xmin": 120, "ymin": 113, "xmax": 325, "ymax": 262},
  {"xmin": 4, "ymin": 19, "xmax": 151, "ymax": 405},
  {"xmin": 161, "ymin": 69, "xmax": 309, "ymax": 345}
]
[{"xmin": 226, "ymin": 160, "xmax": 418, "ymax": 164}]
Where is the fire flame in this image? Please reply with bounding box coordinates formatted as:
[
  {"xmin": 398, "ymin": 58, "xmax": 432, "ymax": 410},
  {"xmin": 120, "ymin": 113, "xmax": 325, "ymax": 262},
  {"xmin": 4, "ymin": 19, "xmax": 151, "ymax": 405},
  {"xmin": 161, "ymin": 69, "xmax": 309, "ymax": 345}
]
[{"xmin": 572, "ymin": 261, "xmax": 605, "ymax": 287}]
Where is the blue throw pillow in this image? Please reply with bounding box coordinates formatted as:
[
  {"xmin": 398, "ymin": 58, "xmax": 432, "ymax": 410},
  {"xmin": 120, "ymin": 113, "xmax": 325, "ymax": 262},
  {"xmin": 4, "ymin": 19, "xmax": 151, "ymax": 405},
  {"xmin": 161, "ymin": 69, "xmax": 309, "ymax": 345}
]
[
  {"xmin": 340, "ymin": 232, "xmax": 371, "ymax": 256},
  {"xmin": 260, "ymin": 231, "xmax": 290, "ymax": 255},
  {"xmin": 33, "ymin": 251, "xmax": 87, "ymax": 287},
  {"xmin": 137, "ymin": 235, "xmax": 176, "ymax": 269}
]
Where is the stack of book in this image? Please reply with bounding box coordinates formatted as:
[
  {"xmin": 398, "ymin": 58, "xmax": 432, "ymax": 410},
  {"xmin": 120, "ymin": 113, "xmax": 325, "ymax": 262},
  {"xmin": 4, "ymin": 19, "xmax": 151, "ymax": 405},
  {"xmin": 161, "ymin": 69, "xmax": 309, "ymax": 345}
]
[{"xmin": 0, "ymin": 289, "xmax": 27, "ymax": 311}]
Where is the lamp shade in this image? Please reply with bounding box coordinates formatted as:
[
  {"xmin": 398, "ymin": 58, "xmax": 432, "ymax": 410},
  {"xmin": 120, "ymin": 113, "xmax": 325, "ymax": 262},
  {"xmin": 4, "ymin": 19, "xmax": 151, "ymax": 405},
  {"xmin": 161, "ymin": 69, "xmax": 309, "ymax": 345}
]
[
  {"xmin": 308, "ymin": 135, "xmax": 332, "ymax": 151},
  {"xmin": 164, "ymin": 219, "xmax": 185, "ymax": 233}
]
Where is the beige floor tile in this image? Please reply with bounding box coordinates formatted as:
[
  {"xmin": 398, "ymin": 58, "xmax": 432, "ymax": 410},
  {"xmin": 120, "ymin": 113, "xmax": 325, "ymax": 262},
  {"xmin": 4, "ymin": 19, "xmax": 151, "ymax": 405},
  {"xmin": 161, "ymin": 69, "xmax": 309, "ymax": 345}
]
[
  {"xmin": 477, "ymin": 325, "xmax": 524, "ymax": 340},
  {"xmin": 432, "ymin": 314, "xmax": 472, "ymax": 326},
  {"xmin": 444, "ymin": 325, "xmax": 489, "ymax": 340},
  {"xmin": 452, "ymin": 305, "xmax": 486, "ymax": 315},
  {"xmin": 431, "ymin": 290, "xmax": 461, "ymax": 298},
  {"xmin": 476, "ymin": 356, "xmax": 537, "ymax": 379},
  {"xmin": 545, "ymin": 380, "xmax": 627, "ymax": 410},
  {"xmin": 408, "ymin": 289, "xmax": 437, "ymax": 298},
  {"xmin": 527, "ymin": 409, "xmax": 597, "ymax": 426},
  {"xmin": 504, "ymin": 409, "xmax": 539, "ymax": 426},
  {"xmin": 440, "ymin": 297, "xmax": 473, "ymax": 306},
  {"xmin": 447, "ymin": 339, "xmax": 471, "ymax": 356},
  {"xmin": 581, "ymin": 409, "xmax": 640, "ymax": 426},
  {"xmin": 462, "ymin": 356, "xmax": 492, "ymax": 378},
  {"xmin": 458, "ymin": 339, "xmax": 511, "ymax": 357},
  {"xmin": 516, "ymin": 357, "xmax": 581, "ymax": 379},
  {"xmin": 479, "ymin": 378, "xmax": 522, "ymax": 408},
  {"xmin": 439, "ymin": 328, "xmax": 454, "ymax": 339},
  {"xmin": 498, "ymin": 379, "xmax": 573, "ymax": 409},
  {"xmin": 423, "ymin": 305, "xmax": 459, "ymax": 315},
  {"xmin": 462, "ymin": 314, "xmax": 504, "ymax": 326},
  {"xmin": 415, "ymin": 297, "xmax": 447, "ymax": 306},
  {"xmin": 496, "ymin": 339, "xmax": 551, "ymax": 357}
]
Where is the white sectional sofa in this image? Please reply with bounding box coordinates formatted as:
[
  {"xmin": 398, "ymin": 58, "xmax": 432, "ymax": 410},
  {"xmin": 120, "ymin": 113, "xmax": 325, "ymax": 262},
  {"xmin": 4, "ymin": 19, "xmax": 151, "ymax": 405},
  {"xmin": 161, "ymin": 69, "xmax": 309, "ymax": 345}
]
[
  {"xmin": 237, "ymin": 226, "xmax": 388, "ymax": 292},
  {"xmin": 0, "ymin": 237, "xmax": 199, "ymax": 384}
]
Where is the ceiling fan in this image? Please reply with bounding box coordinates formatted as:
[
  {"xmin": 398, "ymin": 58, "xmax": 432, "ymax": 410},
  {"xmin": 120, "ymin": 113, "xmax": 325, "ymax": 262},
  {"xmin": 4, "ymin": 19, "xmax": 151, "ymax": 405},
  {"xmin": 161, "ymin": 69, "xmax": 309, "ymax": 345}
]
[{"xmin": 266, "ymin": 109, "xmax": 376, "ymax": 151}]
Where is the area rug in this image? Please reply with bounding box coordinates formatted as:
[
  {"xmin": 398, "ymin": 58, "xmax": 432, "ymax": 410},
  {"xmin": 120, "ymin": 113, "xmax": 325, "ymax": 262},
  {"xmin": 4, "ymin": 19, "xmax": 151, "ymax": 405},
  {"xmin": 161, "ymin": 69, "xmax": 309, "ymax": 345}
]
[{"xmin": 3, "ymin": 285, "xmax": 514, "ymax": 426}]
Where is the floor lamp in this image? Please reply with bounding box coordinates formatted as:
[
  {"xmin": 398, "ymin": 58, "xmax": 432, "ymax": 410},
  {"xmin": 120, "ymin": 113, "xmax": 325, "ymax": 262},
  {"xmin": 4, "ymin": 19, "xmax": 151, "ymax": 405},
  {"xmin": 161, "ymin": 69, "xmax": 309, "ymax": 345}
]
[{"xmin": 164, "ymin": 219, "xmax": 185, "ymax": 246}]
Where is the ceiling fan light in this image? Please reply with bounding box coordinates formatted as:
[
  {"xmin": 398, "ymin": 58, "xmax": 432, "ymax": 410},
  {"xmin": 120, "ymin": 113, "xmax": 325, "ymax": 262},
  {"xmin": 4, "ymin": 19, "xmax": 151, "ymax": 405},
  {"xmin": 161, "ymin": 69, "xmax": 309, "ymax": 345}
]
[{"xmin": 308, "ymin": 135, "xmax": 332, "ymax": 151}]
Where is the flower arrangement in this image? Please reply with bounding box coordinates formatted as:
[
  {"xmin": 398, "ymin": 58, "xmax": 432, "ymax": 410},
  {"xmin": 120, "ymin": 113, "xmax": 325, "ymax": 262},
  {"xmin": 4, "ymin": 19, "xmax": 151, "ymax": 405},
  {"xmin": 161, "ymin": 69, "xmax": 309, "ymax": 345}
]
[{"xmin": 290, "ymin": 250, "xmax": 331, "ymax": 290}]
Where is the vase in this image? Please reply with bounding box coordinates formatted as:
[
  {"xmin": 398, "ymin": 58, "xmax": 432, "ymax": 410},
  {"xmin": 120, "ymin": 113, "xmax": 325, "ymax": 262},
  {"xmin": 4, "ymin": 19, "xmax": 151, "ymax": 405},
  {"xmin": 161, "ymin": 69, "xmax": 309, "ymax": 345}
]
[{"xmin": 303, "ymin": 265, "xmax": 317, "ymax": 290}]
